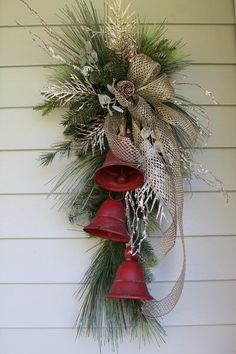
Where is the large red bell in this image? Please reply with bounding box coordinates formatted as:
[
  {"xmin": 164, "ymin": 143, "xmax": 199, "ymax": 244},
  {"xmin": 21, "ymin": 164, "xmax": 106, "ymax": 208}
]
[
  {"xmin": 105, "ymin": 247, "xmax": 153, "ymax": 300},
  {"xmin": 94, "ymin": 150, "xmax": 144, "ymax": 192},
  {"xmin": 83, "ymin": 199, "xmax": 130, "ymax": 242}
]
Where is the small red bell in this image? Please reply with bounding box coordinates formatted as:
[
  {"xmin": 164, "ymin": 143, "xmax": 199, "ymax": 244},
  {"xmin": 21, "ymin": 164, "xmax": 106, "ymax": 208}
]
[
  {"xmin": 95, "ymin": 150, "xmax": 144, "ymax": 192},
  {"xmin": 105, "ymin": 247, "xmax": 153, "ymax": 300},
  {"xmin": 83, "ymin": 199, "xmax": 130, "ymax": 242}
]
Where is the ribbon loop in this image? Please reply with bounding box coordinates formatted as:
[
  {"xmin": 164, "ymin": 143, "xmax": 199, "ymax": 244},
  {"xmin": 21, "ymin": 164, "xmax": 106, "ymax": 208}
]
[
  {"xmin": 137, "ymin": 74, "xmax": 175, "ymax": 102},
  {"xmin": 128, "ymin": 54, "xmax": 161, "ymax": 87}
]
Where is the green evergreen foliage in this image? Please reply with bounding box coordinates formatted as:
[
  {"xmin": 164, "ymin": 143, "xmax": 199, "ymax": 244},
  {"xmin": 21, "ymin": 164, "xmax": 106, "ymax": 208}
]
[
  {"xmin": 138, "ymin": 23, "xmax": 190, "ymax": 74},
  {"xmin": 58, "ymin": 1, "xmax": 107, "ymax": 65},
  {"xmin": 23, "ymin": 0, "xmax": 203, "ymax": 348},
  {"xmin": 49, "ymin": 153, "xmax": 105, "ymax": 213},
  {"xmin": 40, "ymin": 141, "xmax": 72, "ymax": 166},
  {"xmin": 34, "ymin": 100, "xmax": 61, "ymax": 116},
  {"xmin": 62, "ymin": 99, "xmax": 103, "ymax": 128}
]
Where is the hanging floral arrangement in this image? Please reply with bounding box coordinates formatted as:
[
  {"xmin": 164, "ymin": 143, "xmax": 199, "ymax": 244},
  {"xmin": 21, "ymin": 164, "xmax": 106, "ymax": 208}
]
[{"xmin": 21, "ymin": 0, "xmax": 221, "ymax": 350}]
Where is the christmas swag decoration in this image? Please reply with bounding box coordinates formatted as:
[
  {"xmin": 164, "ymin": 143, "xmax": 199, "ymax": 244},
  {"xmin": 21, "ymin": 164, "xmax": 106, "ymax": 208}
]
[{"xmin": 22, "ymin": 0, "xmax": 221, "ymax": 350}]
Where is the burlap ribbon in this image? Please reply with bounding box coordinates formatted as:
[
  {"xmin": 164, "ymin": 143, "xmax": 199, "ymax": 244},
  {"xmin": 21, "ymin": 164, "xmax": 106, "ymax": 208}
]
[{"xmin": 104, "ymin": 54, "xmax": 194, "ymax": 317}]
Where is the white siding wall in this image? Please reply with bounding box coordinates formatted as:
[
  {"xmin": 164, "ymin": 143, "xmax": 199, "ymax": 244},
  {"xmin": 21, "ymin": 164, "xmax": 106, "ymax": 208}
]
[{"xmin": 0, "ymin": 0, "xmax": 236, "ymax": 353}]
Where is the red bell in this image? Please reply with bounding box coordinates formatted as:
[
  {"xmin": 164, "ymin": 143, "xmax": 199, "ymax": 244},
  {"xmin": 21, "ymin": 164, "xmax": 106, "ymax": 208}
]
[
  {"xmin": 94, "ymin": 150, "xmax": 144, "ymax": 192},
  {"xmin": 105, "ymin": 247, "xmax": 153, "ymax": 300},
  {"xmin": 83, "ymin": 199, "xmax": 130, "ymax": 242}
]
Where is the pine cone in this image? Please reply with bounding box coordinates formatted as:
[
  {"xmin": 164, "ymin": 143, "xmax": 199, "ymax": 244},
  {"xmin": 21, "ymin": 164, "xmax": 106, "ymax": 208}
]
[{"xmin": 116, "ymin": 80, "xmax": 135, "ymax": 97}]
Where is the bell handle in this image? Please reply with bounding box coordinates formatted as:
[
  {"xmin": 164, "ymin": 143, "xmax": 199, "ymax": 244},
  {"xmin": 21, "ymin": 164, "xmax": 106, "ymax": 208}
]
[{"xmin": 108, "ymin": 191, "xmax": 125, "ymax": 201}]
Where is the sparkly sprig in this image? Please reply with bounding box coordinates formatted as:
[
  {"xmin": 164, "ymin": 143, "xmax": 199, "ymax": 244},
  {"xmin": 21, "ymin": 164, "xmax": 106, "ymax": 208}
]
[
  {"xmin": 105, "ymin": 0, "xmax": 137, "ymax": 61},
  {"xmin": 75, "ymin": 118, "xmax": 106, "ymax": 155},
  {"xmin": 42, "ymin": 74, "xmax": 97, "ymax": 106}
]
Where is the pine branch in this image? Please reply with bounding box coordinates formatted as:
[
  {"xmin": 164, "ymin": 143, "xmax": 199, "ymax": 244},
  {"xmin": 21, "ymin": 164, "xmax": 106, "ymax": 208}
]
[
  {"xmin": 34, "ymin": 100, "xmax": 61, "ymax": 116},
  {"xmin": 138, "ymin": 23, "xmax": 190, "ymax": 74},
  {"xmin": 49, "ymin": 153, "xmax": 105, "ymax": 213},
  {"xmin": 61, "ymin": 97, "xmax": 103, "ymax": 127},
  {"xmin": 67, "ymin": 183, "xmax": 107, "ymax": 223},
  {"xmin": 39, "ymin": 141, "xmax": 73, "ymax": 166},
  {"xmin": 57, "ymin": 0, "xmax": 107, "ymax": 65}
]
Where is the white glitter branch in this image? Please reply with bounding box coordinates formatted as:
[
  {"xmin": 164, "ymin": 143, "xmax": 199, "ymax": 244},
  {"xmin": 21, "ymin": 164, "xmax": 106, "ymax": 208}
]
[
  {"xmin": 42, "ymin": 74, "xmax": 96, "ymax": 106},
  {"xmin": 76, "ymin": 123, "xmax": 105, "ymax": 155}
]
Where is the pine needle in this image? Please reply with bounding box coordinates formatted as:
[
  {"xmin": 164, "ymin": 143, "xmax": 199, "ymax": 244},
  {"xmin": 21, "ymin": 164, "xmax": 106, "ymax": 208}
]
[
  {"xmin": 137, "ymin": 22, "xmax": 190, "ymax": 74},
  {"xmin": 48, "ymin": 153, "xmax": 105, "ymax": 214},
  {"xmin": 39, "ymin": 141, "xmax": 72, "ymax": 166}
]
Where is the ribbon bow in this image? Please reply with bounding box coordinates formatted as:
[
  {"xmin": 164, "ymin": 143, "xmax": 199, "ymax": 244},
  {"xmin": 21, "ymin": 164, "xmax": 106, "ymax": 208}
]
[{"xmin": 113, "ymin": 53, "xmax": 197, "ymax": 147}]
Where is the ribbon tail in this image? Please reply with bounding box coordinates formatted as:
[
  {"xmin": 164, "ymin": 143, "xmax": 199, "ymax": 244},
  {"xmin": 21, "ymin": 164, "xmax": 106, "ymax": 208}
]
[{"xmin": 139, "ymin": 117, "xmax": 186, "ymax": 318}]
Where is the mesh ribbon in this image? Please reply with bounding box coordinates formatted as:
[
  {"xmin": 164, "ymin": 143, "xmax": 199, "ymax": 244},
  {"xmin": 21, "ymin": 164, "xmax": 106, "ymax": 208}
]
[{"xmin": 104, "ymin": 54, "xmax": 197, "ymax": 317}]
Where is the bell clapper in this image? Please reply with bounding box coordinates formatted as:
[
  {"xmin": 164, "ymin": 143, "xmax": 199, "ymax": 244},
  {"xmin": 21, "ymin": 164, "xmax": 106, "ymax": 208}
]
[{"xmin": 116, "ymin": 167, "xmax": 128, "ymax": 184}]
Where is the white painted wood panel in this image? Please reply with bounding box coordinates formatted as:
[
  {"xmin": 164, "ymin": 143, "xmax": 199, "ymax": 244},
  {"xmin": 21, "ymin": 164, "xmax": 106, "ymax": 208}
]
[
  {"xmin": 1, "ymin": 0, "xmax": 233, "ymax": 26},
  {"xmin": 0, "ymin": 149, "xmax": 235, "ymax": 193},
  {"xmin": 1, "ymin": 106, "xmax": 236, "ymax": 150},
  {"xmin": 0, "ymin": 108, "xmax": 63, "ymax": 150},
  {"xmin": 0, "ymin": 0, "xmax": 235, "ymax": 352},
  {"xmin": 0, "ymin": 327, "xmax": 235, "ymax": 354},
  {"xmin": 0, "ymin": 281, "xmax": 235, "ymax": 326},
  {"xmin": 167, "ymin": 25, "xmax": 236, "ymax": 64},
  {"xmin": 205, "ymin": 106, "xmax": 236, "ymax": 148},
  {"xmin": 0, "ymin": 193, "xmax": 234, "ymax": 238},
  {"xmin": 177, "ymin": 65, "xmax": 236, "ymax": 105},
  {"xmin": 186, "ymin": 149, "xmax": 236, "ymax": 191},
  {"xmin": 0, "ymin": 150, "xmax": 70, "ymax": 194},
  {"xmin": 1, "ymin": 25, "xmax": 235, "ymax": 66},
  {"xmin": 0, "ymin": 65, "xmax": 235, "ymax": 108},
  {"xmin": 0, "ymin": 194, "xmax": 76, "ymax": 238},
  {"xmin": 0, "ymin": 236, "xmax": 235, "ymax": 282}
]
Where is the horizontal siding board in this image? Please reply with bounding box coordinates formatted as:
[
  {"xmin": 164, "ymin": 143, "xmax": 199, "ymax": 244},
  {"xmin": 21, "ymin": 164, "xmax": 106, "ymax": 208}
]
[
  {"xmin": 0, "ymin": 149, "xmax": 235, "ymax": 193},
  {"xmin": 0, "ymin": 150, "xmax": 70, "ymax": 194},
  {"xmin": 167, "ymin": 24, "xmax": 236, "ymax": 63},
  {"xmin": 0, "ymin": 193, "xmax": 234, "ymax": 238},
  {"xmin": 1, "ymin": 106, "xmax": 236, "ymax": 150},
  {"xmin": 176, "ymin": 65, "xmax": 236, "ymax": 105},
  {"xmin": 185, "ymin": 149, "xmax": 236, "ymax": 191},
  {"xmin": 154, "ymin": 236, "xmax": 236, "ymax": 282},
  {"xmin": 0, "ymin": 66, "xmax": 235, "ymax": 108},
  {"xmin": 1, "ymin": 25, "xmax": 235, "ymax": 66},
  {"xmin": 183, "ymin": 192, "xmax": 235, "ymax": 236},
  {"xmin": 0, "ymin": 108, "xmax": 63, "ymax": 150},
  {"xmin": 1, "ymin": 327, "xmax": 236, "ymax": 354},
  {"xmin": 0, "ymin": 67, "xmax": 47, "ymax": 108},
  {"xmin": 0, "ymin": 0, "xmax": 234, "ymax": 26},
  {"xmin": 205, "ymin": 106, "xmax": 236, "ymax": 148},
  {"xmin": 0, "ymin": 194, "xmax": 76, "ymax": 238},
  {"xmin": 0, "ymin": 236, "xmax": 235, "ymax": 282},
  {"xmin": 0, "ymin": 281, "xmax": 235, "ymax": 326}
]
